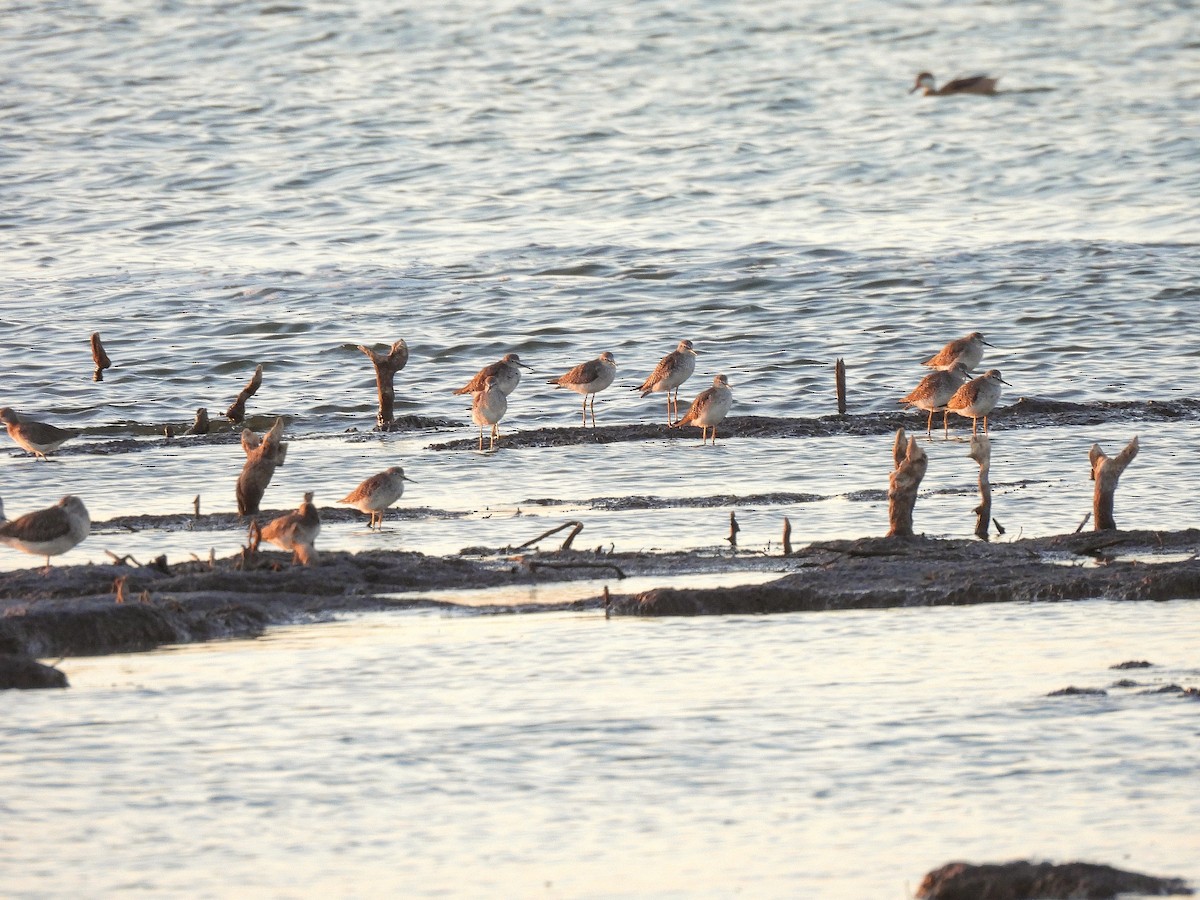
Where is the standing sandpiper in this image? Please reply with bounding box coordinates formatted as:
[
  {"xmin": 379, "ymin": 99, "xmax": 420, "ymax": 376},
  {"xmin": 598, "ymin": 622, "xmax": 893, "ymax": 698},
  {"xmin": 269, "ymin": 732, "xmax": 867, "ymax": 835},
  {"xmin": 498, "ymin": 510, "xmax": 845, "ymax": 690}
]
[
  {"xmin": 672, "ymin": 374, "xmax": 733, "ymax": 445},
  {"xmin": 922, "ymin": 332, "xmax": 992, "ymax": 373},
  {"xmin": 900, "ymin": 362, "xmax": 973, "ymax": 438},
  {"xmin": 947, "ymin": 369, "xmax": 1010, "ymax": 435},
  {"xmin": 635, "ymin": 340, "xmax": 697, "ymax": 424},
  {"xmin": 0, "ymin": 408, "xmax": 78, "ymax": 460},
  {"xmin": 547, "ymin": 351, "xmax": 617, "ymax": 427},
  {"xmin": 339, "ymin": 466, "xmax": 415, "ymax": 530},
  {"xmin": 452, "ymin": 353, "xmax": 532, "ymax": 397},
  {"xmin": 261, "ymin": 492, "xmax": 321, "ymax": 566},
  {"xmin": 471, "ymin": 375, "xmax": 508, "ymax": 450},
  {"xmin": 0, "ymin": 495, "xmax": 90, "ymax": 572}
]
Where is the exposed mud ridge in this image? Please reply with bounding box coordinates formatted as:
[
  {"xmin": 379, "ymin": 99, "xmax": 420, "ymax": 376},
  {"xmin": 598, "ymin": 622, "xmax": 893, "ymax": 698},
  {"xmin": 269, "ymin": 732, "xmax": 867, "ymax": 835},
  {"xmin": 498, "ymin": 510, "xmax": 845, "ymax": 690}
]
[
  {"xmin": 426, "ymin": 397, "xmax": 1200, "ymax": 450},
  {"xmin": 917, "ymin": 860, "xmax": 1193, "ymax": 898},
  {"xmin": 608, "ymin": 529, "xmax": 1200, "ymax": 616}
]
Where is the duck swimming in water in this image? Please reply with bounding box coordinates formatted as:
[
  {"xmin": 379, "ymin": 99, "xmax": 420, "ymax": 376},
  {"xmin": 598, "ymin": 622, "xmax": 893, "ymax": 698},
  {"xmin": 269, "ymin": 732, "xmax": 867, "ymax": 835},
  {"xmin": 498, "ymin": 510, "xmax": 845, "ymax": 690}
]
[{"xmin": 910, "ymin": 72, "xmax": 999, "ymax": 96}]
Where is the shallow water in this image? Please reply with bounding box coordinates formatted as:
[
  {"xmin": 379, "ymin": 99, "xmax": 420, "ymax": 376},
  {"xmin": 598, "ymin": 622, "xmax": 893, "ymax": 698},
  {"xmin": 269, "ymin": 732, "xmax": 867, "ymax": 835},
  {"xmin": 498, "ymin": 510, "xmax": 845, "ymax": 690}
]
[{"xmin": 3, "ymin": 600, "xmax": 1198, "ymax": 898}]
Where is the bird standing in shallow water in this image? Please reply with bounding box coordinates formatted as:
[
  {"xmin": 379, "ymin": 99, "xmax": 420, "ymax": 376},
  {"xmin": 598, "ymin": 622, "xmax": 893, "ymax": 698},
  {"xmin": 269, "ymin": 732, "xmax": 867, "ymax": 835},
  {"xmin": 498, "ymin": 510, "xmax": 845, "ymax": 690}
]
[
  {"xmin": 471, "ymin": 375, "xmax": 508, "ymax": 451},
  {"xmin": 0, "ymin": 495, "xmax": 90, "ymax": 572},
  {"xmin": 922, "ymin": 331, "xmax": 992, "ymax": 373},
  {"xmin": 900, "ymin": 362, "xmax": 973, "ymax": 438},
  {"xmin": 947, "ymin": 369, "xmax": 1010, "ymax": 435},
  {"xmin": 0, "ymin": 407, "xmax": 78, "ymax": 460},
  {"xmin": 910, "ymin": 72, "xmax": 999, "ymax": 96},
  {"xmin": 636, "ymin": 340, "xmax": 697, "ymax": 425},
  {"xmin": 672, "ymin": 374, "xmax": 733, "ymax": 445},
  {"xmin": 339, "ymin": 466, "xmax": 415, "ymax": 530},
  {"xmin": 452, "ymin": 353, "xmax": 532, "ymax": 397},
  {"xmin": 261, "ymin": 492, "xmax": 321, "ymax": 566},
  {"xmin": 547, "ymin": 351, "xmax": 617, "ymax": 427}
]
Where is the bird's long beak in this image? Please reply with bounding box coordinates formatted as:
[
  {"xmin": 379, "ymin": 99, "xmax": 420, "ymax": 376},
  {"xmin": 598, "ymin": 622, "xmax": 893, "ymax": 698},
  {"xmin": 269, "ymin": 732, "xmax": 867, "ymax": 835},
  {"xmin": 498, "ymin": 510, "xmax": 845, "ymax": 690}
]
[
  {"xmin": 982, "ymin": 340, "xmax": 995, "ymax": 347},
  {"xmin": 518, "ymin": 362, "xmax": 534, "ymax": 370},
  {"xmin": 999, "ymin": 377, "xmax": 1011, "ymax": 385},
  {"xmin": 404, "ymin": 475, "xmax": 417, "ymax": 482}
]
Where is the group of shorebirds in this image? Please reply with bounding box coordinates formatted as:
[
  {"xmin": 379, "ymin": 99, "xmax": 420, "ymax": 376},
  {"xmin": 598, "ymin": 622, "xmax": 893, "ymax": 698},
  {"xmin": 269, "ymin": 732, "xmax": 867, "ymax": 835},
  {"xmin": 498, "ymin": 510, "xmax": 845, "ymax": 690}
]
[{"xmin": 0, "ymin": 331, "xmax": 1002, "ymax": 572}]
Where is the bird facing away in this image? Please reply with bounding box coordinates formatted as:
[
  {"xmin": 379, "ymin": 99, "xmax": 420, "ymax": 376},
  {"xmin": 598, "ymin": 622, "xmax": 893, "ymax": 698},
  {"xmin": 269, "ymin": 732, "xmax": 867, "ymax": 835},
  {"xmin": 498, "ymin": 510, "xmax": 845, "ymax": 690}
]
[
  {"xmin": 339, "ymin": 466, "xmax": 415, "ymax": 530},
  {"xmin": 947, "ymin": 369, "xmax": 1010, "ymax": 435},
  {"xmin": 471, "ymin": 375, "xmax": 509, "ymax": 451},
  {"xmin": 900, "ymin": 362, "xmax": 973, "ymax": 438},
  {"xmin": 910, "ymin": 72, "xmax": 999, "ymax": 96},
  {"xmin": 547, "ymin": 351, "xmax": 617, "ymax": 427},
  {"xmin": 672, "ymin": 374, "xmax": 733, "ymax": 445},
  {"xmin": 260, "ymin": 491, "xmax": 321, "ymax": 566},
  {"xmin": 452, "ymin": 353, "xmax": 533, "ymax": 397},
  {"xmin": 0, "ymin": 407, "xmax": 78, "ymax": 460},
  {"xmin": 0, "ymin": 495, "xmax": 90, "ymax": 572},
  {"xmin": 636, "ymin": 340, "xmax": 698, "ymax": 424},
  {"xmin": 922, "ymin": 331, "xmax": 992, "ymax": 373}
]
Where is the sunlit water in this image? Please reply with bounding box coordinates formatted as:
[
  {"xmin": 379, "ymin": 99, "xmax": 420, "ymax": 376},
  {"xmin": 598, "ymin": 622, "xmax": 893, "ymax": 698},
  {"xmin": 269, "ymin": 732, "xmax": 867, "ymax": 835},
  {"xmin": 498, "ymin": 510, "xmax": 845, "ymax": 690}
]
[{"xmin": 3, "ymin": 601, "xmax": 1198, "ymax": 898}]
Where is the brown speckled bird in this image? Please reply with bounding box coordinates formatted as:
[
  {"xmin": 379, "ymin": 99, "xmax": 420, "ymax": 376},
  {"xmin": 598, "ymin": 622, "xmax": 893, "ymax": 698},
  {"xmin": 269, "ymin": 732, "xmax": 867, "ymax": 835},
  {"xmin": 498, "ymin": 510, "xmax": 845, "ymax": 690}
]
[{"xmin": 0, "ymin": 495, "xmax": 90, "ymax": 572}]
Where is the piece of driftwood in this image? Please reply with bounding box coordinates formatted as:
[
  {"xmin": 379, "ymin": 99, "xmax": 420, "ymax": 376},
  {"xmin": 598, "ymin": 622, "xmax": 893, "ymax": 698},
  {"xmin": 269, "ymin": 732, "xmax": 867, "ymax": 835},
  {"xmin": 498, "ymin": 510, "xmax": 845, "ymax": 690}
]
[
  {"xmin": 193, "ymin": 495, "xmax": 201, "ymax": 517},
  {"xmin": 835, "ymin": 358, "xmax": 846, "ymax": 415},
  {"xmin": 515, "ymin": 520, "xmax": 584, "ymax": 551},
  {"xmin": 357, "ymin": 339, "xmax": 409, "ymax": 430},
  {"xmin": 235, "ymin": 418, "xmax": 287, "ymax": 516},
  {"xmin": 186, "ymin": 407, "xmax": 210, "ymax": 435},
  {"xmin": 526, "ymin": 561, "xmax": 625, "ymax": 579},
  {"xmin": 727, "ymin": 511, "xmax": 740, "ymax": 548},
  {"xmin": 225, "ymin": 364, "xmax": 263, "ymax": 424},
  {"xmin": 1090, "ymin": 436, "xmax": 1139, "ymax": 531},
  {"xmin": 90, "ymin": 332, "xmax": 112, "ymax": 381},
  {"xmin": 887, "ymin": 428, "xmax": 928, "ymax": 538},
  {"xmin": 782, "ymin": 517, "xmax": 793, "ymax": 556},
  {"xmin": 917, "ymin": 859, "xmax": 1193, "ymax": 899},
  {"xmin": 968, "ymin": 433, "xmax": 992, "ymax": 541}
]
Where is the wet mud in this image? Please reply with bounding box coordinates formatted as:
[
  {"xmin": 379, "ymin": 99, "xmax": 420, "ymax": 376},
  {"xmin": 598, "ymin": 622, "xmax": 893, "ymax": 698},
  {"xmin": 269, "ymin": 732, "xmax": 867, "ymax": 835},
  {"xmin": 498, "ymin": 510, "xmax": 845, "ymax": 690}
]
[{"xmin": 917, "ymin": 860, "xmax": 1193, "ymax": 899}]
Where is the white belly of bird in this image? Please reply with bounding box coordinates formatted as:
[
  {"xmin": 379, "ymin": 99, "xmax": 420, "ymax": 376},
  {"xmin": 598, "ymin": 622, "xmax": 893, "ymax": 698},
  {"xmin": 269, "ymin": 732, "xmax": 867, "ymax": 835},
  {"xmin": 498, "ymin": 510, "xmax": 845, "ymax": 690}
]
[
  {"xmin": 0, "ymin": 532, "xmax": 80, "ymax": 558},
  {"xmin": 957, "ymin": 381, "xmax": 1001, "ymax": 417},
  {"xmin": 473, "ymin": 390, "xmax": 508, "ymax": 426},
  {"xmin": 694, "ymin": 388, "xmax": 733, "ymax": 426}
]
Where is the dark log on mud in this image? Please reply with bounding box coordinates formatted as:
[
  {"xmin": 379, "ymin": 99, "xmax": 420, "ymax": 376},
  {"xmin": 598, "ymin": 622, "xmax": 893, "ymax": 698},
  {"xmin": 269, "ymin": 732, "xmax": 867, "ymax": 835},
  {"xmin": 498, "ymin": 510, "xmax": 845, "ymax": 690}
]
[
  {"xmin": 1, "ymin": 654, "xmax": 68, "ymax": 690},
  {"xmin": 235, "ymin": 418, "xmax": 288, "ymax": 516},
  {"xmin": 358, "ymin": 339, "xmax": 409, "ymax": 430},
  {"xmin": 887, "ymin": 429, "xmax": 927, "ymax": 537},
  {"xmin": 969, "ymin": 434, "xmax": 992, "ymax": 541},
  {"xmin": 1090, "ymin": 435, "xmax": 1139, "ymax": 531},
  {"xmin": 225, "ymin": 364, "xmax": 264, "ymax": 424},
  {"xmin": 917, "ymin": 860, "xmax": 1193, "ymax": 899},
  {"xmin": 90, "ymin": 332, "xmax": 112, "ymax": 382}
]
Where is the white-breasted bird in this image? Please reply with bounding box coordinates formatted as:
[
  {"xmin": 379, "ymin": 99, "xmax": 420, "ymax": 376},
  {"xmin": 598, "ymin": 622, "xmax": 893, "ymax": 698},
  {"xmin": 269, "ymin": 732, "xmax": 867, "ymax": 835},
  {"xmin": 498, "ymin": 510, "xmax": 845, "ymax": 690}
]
[
  {"xmin": 900, "ymin": 362, "xmax": 973, "ymax": 438},
  {"xmin": 0, "ymin": 407, "xmax": 78, "ymax": 460},
  {"xmin": 921, "ymin": 332, "xmax": 992, "ymax": 373},
  {"xmin": 635, "ymin": 340, "xmax": 697, "ymax": 424},
  {"xmin": 471, "ymin": 375, "xmax": 508, "ymax": 451},
  {"xmin": 0, "ymin": 495, "xmax": 90, "ymax": 572},
  {"xmin": 671, "ymin": 374, "xmax": 733, "ymax": 445},
  {"xmin": 452, "ymin": 353, "xmax": 532, "ymax": 397},
  {"xmin": 339, "ymin": 466, "xmax": 415, "ymax": 530},
  {"xmin": 947, "ymin": 369, "xmax": 1010, "ymax": 435},
  {"xmin": 547, "ymin": 351, "xmax": 617, "ymax": 427},
  {"xmin": 261, "ymin": 491, "xmax": 321, "ymax": 566}
]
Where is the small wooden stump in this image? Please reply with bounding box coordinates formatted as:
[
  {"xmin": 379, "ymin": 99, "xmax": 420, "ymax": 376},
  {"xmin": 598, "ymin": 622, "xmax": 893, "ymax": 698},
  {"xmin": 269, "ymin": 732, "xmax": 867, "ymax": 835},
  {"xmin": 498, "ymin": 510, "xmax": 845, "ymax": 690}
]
[
  {"xmin": 887, "ymin": 428, "xmax": 927, "ymax": 538},
  {"xmin": 782, "ymin": 517, "xmax": 793, "ymax": 556},
  {"xmin": 235, "ymin": 418, "xmax": 288, "ymax": 515},
  {"xmin": 1090, "ymin": 436, "xmax": 1139, "ymax": 531},
  {"xmin": 727, "ymin": 511, "xmax": 740, "ymax": 548},
  {"xmin": 186, "ymin": 407, "xmax": 210, "ymax": 435},
  {"xmin": 90, "ymin": 332, "xmax": 112, "ymax": 381},
  {"xmin": 226, "ymin": 364, "xmax": 263, "ymax": 424},
  {"xmin": 358, "ymin": 339, "xmax": 409, "ymax": 430},
  {"xmin": 968, "ymin": 433, "xmax": 992, "ymax": 541},
  {"xmin": 834, "ymin": 358, "xmax": 847, "ymax": 415}
]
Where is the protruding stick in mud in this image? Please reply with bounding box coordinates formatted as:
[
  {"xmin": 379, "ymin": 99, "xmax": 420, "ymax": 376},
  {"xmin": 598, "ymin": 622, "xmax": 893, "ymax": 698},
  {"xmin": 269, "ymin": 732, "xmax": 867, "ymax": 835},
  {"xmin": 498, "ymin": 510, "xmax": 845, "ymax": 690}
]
[
  {"xmin": 727, "ymin": 511, "xmax": 740, "ymax": 548},
  {"xmin": 235, "ymin": 418, "xmax": 287, "ymax": 516},
  {"xmin": 1089, "ymin": 436, "xmax": 1139, "ymax": 531},
  {"xmin": 90, "ymin": 332, "xmax": 112, "ymax": 382},
  {"xmin": 515, "ymin": 520, "xmax": 584, "ymax": 551},
  {"xmin": 357, "ymin": 339, "xmax": 409, "ymax": 430},
  {"xmin": 782, "ymin": 517, "xmax": 793, "ymax": 556},
  {"xmin": 186, "ymin": 407, "xmax": 210, "ymax": 435},
  {"xmin": 968, "ymin": 433, "xmax": 992, "ymax": 541},
  {"xmin": 887, "ymin": 428, "xmax": 928, "ymax": 538},
  {"xmin": 835, "ymin": 358, "xmax": 847, "ymax": 415},
  {"xmin": 226, "ymin": 364, "xmax": 263, "ymax": 424}
]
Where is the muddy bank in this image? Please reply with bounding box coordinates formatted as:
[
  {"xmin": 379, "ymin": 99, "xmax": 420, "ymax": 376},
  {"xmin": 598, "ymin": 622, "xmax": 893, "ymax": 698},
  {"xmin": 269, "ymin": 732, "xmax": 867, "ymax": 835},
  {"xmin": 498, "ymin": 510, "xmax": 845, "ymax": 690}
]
[
  {"xmin": 0, "ymin": 654, "xmax": 68, "ymax": 690},
  {"xmin": 917, "ymin": 860, "xmax": 1193, "ymax": 898}
]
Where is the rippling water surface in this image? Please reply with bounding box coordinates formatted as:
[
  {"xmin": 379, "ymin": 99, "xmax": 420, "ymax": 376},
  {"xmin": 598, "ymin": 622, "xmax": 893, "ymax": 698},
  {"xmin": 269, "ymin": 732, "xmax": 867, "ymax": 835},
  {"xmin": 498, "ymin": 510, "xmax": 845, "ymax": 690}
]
[{"xmin": 3, "ymin": 1, "xmax": 1199, "ymax": 894}]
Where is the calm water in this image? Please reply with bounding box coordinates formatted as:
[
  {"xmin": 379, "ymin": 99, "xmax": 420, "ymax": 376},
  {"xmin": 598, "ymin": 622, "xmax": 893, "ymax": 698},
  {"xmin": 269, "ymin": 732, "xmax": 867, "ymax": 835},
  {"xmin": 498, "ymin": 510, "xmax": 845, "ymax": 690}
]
[
  {"xmin": 3, "ymin": 600, "xmax": 1199, "ymax": 898},
  {"xmin": 2, "ymin": 1, "xmax": 1199, "ymax": 895}
]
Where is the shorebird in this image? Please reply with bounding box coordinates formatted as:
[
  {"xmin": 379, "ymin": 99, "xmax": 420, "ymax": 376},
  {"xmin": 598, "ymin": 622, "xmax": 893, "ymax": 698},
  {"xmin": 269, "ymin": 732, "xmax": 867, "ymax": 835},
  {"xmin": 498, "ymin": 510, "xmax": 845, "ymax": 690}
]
[
  {"xmin": 900, "ymin": 362, "xmax": 973, "ymax": 438},
  {"xmin": 452, "ymin": 353, "xmax": 532, "ymax": 397},
  {"xmin": 339, "ymin": 466, "xmax": 415, "ymax": 530},
  {"xmin": 922, "ymin": 331, "xmax": 992, "ymax": 373},
  {"xmin": 0, "ymin": 407, "xmax": 78, "ymax": 460},
  {"xmin": 261, "ymin": 491, "xmax": 320, "ymax": 566},
  {"xmin": 635, "ymin": 340, "xmax": 697, "ymax": 424},
  {"xmin": 0, "ymin": 495, "xmax": 90, "ymax": 572},
  {"xmin": 672, "ymin": 374, "xmax": 733, "ymax": 445},
  {"xmin": 910, "ymin": 72, "xmax": 999, "ymax": 96},
  {"xmin": 946, "ymin": 369, "xmax": 1010, "ymax": 435},
  {"xmin": 547, "ymin": 351, "xmax": 617, "ymax": 427},
  {"xmin": 471, "ymin": 375, "xmax": 508, "ymax": 451}
]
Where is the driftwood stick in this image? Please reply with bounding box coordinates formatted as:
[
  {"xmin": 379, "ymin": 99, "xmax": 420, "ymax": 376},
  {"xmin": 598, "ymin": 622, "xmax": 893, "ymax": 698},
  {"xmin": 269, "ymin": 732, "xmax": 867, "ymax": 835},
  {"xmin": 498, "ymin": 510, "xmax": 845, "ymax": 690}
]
[
  {"xmin": 527, "ymin": 561, "xmax": 625, "ymax": 579},
  {"xmin": 968, "ymin": 434, "xmax": 992, "ymax": 541},
  {"xmin": 887, "ymin": 428, "xmax": 928, "ymax": 538},
  {"xmin": 235, "ymin": 418, "xmax": 287, "ymax": 515},
  {"xmin": 112, "ymin": 575, "xmax": 128, "ymax": 604},
  {"xmin": 90, "ymin": 332, "xmax": 112, "ymax": 381},
  {"xmin": 357, "ymin": 339, "xmax": 410, "ymax": 430},
  {"xmin": 835, "ymin": 358, "xmax": 847, "ymax": 415},
  {"xmin": 1090, "ymin": 436, "xmax": 1139, "ymax": 531},
  {"xmin": 727, "ymin": 511, "xmax": 740, "ymax": 548},
  {"xmin": 226, "ymin": 364, "xmax": 263, "ymax": 424},
  {"xmin": 782, "ymin": 517, "xmax": 793, "ymax": 556},
  {"xmin": 515, "ymin": 520, "xmax": 584, "ymax": 551},
  {"xmin": 193, "ymin": 495, "xmax": 201, "ymax": 517},
  {"xmin": 186, "ymin": 407, "xmax": 210, "ymax": 435}
]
